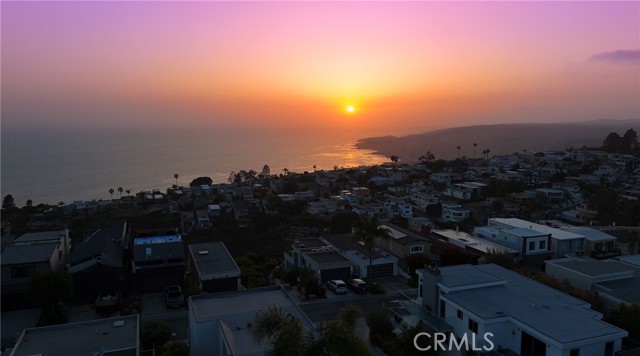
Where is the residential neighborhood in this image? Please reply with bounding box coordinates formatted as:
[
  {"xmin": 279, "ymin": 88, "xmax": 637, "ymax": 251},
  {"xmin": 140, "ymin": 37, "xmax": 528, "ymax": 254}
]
[{"xmin": 2, "ymin": 133, "xmax": 640, "ymax": 356}]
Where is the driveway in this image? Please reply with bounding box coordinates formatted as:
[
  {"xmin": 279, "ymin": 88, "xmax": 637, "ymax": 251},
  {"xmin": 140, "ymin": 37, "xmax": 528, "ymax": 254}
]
[{"xmin": 140, "ymin": 292, "xmax": 188, "ymax": 341}]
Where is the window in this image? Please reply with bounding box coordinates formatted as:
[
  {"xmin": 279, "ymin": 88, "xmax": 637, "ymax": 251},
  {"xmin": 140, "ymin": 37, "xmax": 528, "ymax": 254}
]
[
  {"xmin": 570, "ymin": 348, "xmax": 580, "ymax": 356},
  {"xmin": 457, "ymin": 309, "xmax": 463, "ymax": 320},
  {"xmin": 529, "ymin": 241, "xmax": 535, "ymax": 251},
  {"xmin": 410, "ymin": 245, "xmax": 424, "ymax": 254},
  {"xmin": 468, "ymin": 319, "xmax": 478, "ymax": 333},
  {"xmin": 10, "ymin": 265, "xmax": 35, "ymax": 279},
  {"xmin": 439, "ymin": 300, "xmax": 446, "ymax": 318},
  {"xmin": 539, "ymin": 240, "xmax": 546, "ymax": 250}
]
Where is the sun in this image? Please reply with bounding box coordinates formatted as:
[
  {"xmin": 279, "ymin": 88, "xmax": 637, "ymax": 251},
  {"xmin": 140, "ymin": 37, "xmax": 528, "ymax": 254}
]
[{"xmin": 346, "ymin": 105, "xmax": 355, "ymax": 113}]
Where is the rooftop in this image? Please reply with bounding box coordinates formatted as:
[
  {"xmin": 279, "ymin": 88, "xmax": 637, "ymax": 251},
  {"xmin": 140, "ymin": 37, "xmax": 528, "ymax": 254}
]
[
  {"xmin": 436, "ymin": 264, "xmax": 627, "ymax": 344},
  {"xmin": 433, "ymin": 229, "xmax": 517, "ymax": 254},
  {"xmin": 304, "ymin": 250, "xmax": 350, "ymax": 264},
  {"xmin": 13, "ymin": 230, "xmax": 65, "ymax": 243},
  {"xmin": 133, "ymin": 234, "xmax": 181, "ymax": 245},
  {"xmin": 10, "ymin": 315, "xmax": 138, "ymax": 356},
  {"xmin": 294, "ymin": 238, "xmax": 330, "ymax": 249},
  {"xmin": 560, "ymin": 227, "xmax": 617, "ymax": 242},
  {"xmin": 1, "ymin": 242, "xmax": 58, "ymax": 265},
  {"xmin": 190, "ymin": 286, "xmax": 316, "ymax": 355},
  {"xmin": 188, "ymin": 242, "xmax": 241, "ymax": 280},
  {"xmin": 490, "ymin": 218, "xmax": 585, "ymax": 240},
  {"xmin": 546, "ymin": 257, "xmax": 632, "ymax": 278}
]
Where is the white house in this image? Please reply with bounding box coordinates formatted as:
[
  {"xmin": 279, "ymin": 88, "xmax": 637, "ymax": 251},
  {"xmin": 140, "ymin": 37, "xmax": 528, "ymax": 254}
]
[
  {"xmin": 442, "ymin": 203, "xmax": 470, "ymax": 223},
  {"xmin": 416, "ymin": 264, "xmax": 627, "ymax": 356}
]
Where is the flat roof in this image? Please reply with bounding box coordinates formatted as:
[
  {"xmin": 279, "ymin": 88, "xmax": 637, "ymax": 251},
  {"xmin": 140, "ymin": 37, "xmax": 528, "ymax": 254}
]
[
  {"xmin": 433, "ymin": 229, "xmax": 517, "ymax": 254},
  {"xmin": 490, "ymin": 218, "xmax": 585, "ymax": 240},
  {"xmin": 561, "ymin": 227, "xmax": 616, "ymax": 242},
  {"xmin": 1, "ymin": 243, "xmax": 58, "ymax": 265},
  {"xmin": 14, "ymin": 230, "xmax": 64, "ymax": 243},
  {"xmin": 437, "ymin": 264, "xmax": 627, "ymax": 344},
  {"xmin": 295, "ymin": 238, "xmax": 330, "ymax": 249},
  {"xmin": 438, "ymin": 264, "xmax": 504, "ymax": 289},
  {"xmin": 188, "ymin": 242, "xmax": 241, "ymax": 280},
  {"xmin": 305, "ymin": 250, "xmax": 350, "ymax": 264},
  {"xmin": 546, "ymin": 258, "xmax": 632, "ymax": 278},
  {"xmin": 379, "ymin": 224, "xmax": 407, "ymax": 240},
  {"xmin": 190, "ymin": 286, "xmax": 316, "ymax": 355},
  {"xmin": 11, "ymin": 315, "xmax": 138, "ymax": 356}
]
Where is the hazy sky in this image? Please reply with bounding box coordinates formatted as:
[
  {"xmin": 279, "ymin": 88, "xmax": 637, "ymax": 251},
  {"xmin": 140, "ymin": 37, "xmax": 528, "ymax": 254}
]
[{"xmin": 2, "ymin": 1, "xmax": 639, "ymax": 136}]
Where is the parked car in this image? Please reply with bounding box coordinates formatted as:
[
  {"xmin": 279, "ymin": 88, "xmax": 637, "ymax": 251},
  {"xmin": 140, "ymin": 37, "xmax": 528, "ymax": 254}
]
[
  {"xmin": 347, "ymin": 278, "xmax": 368, "ymax": 294},
  {"xmin": 164, "ymin": 285, "xmax": 185, "ymax": 308},
  {"xmin": 326, "ymin": 280, "xmax": 348, "ymax": 294}
]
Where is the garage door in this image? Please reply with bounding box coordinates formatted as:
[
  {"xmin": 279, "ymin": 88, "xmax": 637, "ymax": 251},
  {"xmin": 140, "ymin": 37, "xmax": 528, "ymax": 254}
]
[
  {"xmin": 367, "ymin": 263, "xmax": 393, "ymax": 278},
  {"xmin": 320, "ymin": 267, "xmax": 351, "ymax": 283}
]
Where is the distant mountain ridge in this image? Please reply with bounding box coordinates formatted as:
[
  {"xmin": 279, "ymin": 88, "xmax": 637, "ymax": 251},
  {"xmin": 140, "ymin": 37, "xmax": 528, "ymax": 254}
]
[{"xmin": 356, "ymin": 119, "xmax": 639, "ymax": 161}]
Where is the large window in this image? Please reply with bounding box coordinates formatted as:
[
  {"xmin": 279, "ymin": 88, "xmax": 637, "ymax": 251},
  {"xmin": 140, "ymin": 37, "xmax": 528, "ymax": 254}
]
[
  {"xmin": 529, "ymin": 241, "xmax": 536, "ymax": 251},
  {"xmin": 410, "ymin": 245, "xmax": 424, "ymax": 254},
  {"xmin": 539, "ymin": 240, "xmax": 546, "ymax": 250}
]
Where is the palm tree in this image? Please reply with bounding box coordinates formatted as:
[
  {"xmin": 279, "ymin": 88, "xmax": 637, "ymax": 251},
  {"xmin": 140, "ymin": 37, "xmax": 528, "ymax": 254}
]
[
  {"xmin": 282, "ymin": 168, "xmax": 289, "ymax": 176},
  {"xmin": 253, "ymin": 305, "xmax": 371, "ymax": 356},
  {"xmin": 125, "ymin": 189, "xmax": 131, "ymax": 197},
  {"xmin": 174, "ymin": 173, "xmax": 179, "ymax": 186},
  {"xmin": 117, "ymin": 187, "xmax": 123, "ymax": 198},
  {"xmin": 456, "ymin": 146, "xmax": 461, "ymax": 159},
  {"xmin": 108, "ymin": 188, "xmax": 115, "ymax": 200},
  {"xmin": 351, "ymin": 215, "xmax": 392, "ymax": 277},
  {"xmin": 253, "ymin": 306, "xmax": 307, "ymax": 356},
  {"xmin": 473, "ymin": 143, "xmax": 477, "ymax": 159}
]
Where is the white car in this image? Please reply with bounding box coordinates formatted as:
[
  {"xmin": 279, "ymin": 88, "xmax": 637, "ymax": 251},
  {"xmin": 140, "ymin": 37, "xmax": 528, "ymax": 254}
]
[{"xmin": 326, "ymin": 280, "xmax": 348, "ymax": 294}]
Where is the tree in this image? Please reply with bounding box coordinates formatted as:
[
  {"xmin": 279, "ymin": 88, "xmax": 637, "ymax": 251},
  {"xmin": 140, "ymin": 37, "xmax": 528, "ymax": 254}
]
[
  {"xmin": 605, "ymin": 303, "xmax": 640, "ymax": 342},
  {"xmin": 418, "ymin": 152, "xmax": 435, "ymax": 165},
  {"xmin": 390, "ymin": 155, "xmax": 399, "ymax": 168},
  {"xmin": 253, "ymin": 305, "xmax": 370, "ymax": 356},
  {"xmin": 3, "ymin": 194, "xmax": 15, "ymax": 210},
  {"xmin": 126, "ymin": 189, "xmax": 131, "ymax": 196},
  {"xmin": 174, "ymin": 173, "xmax": 179, "ymax": 186},
  {"xmin": 26, "ymin": 271, "xmax": 73, "ymax": 325},
  {"xmin": 141, "ymin": 321, "xmax": 172, "ymax": 350},
  {"xmin": 484, "ymin": 248, "xmax": 515, "ymax": 268},
  {"xmin": 602, "ymin": 132, "xmax": 623, "ymax": 152},
  {"xmin": 262, "ymin": 164, "xmax": 271, "ymax": 179},
  {"xmin": 623, "ymin": 128, "xmax": 638, "ymax": 148},
  {"xmin": 26, "ymin": 199, "xmax": 33, "ymax": 208},
  {"xmin": 456, "ymin": 146, "xmax": 461, "ymax": 158},
  {"xmin": 473, "ymin": 142, "xmax": 477, "ymax": 159},
  {"xmin": 190, "ymin": 176, "xmax": 213, "ymax": 187},
  {"xmin": 117, "ymin": 186, "xmax": 123, "ymax": 198},
  {"xmin": 108, "ymin": 188, "xmax": 115, "ymax": 199},
  {"xmin": 253, "ymin": 306, "xmax": 307, "ymax": 356},
  {"xmin": 352, "ymin": 215, "xmax": 392, "ymax": 274}
]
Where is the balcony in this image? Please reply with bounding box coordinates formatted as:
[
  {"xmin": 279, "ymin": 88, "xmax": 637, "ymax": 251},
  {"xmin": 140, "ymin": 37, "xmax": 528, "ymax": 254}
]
[{"xmin": 590, "ymin": 248, "xmax": 622, "ymax": 260}]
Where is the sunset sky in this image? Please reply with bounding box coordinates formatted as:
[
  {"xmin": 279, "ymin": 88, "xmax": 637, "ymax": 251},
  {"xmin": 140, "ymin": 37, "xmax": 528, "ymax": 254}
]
[{"xmin": 2, "ymin": 1, "xmax": 639, "ymax": 136}]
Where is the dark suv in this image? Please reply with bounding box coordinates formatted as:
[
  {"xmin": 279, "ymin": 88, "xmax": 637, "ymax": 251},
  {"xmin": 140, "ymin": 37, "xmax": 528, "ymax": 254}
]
[
  {"xmin": 347, "ymin": 278, "xmax": 368, "ymax": 294},
  {"xmin": 164, "ymin": 285, "xmax": 185, "ymax": 308}
]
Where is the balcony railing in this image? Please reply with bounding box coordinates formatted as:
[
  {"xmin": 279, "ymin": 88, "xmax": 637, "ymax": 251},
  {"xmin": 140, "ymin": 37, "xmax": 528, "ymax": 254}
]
[{"xmin": 590, "ymin": 249, "xmax": 622, "ymax": 259}]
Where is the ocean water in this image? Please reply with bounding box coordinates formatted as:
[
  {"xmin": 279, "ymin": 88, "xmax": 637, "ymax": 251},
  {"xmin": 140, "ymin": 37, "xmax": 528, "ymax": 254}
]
[{"xmin": 1, "ymin": 126, "xmax": 386, "ymax": 206}]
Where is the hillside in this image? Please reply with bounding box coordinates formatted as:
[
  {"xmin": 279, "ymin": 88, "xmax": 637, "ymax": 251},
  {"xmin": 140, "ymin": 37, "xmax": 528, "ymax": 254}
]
[{"xmin": 355, "ymin": 119, "xmax": 639, "ymax": 161}]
